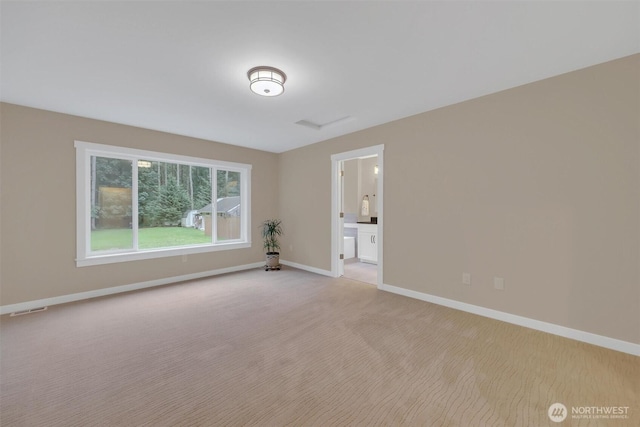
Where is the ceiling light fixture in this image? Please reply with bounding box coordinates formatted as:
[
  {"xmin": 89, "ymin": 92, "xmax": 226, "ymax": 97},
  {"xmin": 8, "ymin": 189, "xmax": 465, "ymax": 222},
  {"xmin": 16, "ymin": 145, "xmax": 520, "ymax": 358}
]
[{"xmin": 247, "ymin": 66, "xmax": 286, "ymax": 97}]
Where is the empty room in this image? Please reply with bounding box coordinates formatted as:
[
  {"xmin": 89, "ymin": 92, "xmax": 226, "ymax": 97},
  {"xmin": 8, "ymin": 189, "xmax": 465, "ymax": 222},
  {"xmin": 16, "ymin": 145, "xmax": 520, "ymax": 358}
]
[{"xmin": 1, "ymin": 1, "xmax": 638, "ymax": 426}]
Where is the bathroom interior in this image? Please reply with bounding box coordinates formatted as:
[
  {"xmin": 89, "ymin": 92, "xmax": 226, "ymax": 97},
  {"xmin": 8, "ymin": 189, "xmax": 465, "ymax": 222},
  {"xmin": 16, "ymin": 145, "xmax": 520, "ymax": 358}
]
[{"xmin": 343, "ymin": 155, "xmax": 378, "ymax": 285}]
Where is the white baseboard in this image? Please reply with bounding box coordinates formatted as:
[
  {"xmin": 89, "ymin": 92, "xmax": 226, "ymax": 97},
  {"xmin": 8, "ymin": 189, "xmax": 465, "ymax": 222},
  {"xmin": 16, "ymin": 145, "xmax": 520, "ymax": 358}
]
[
  {"xmin": 4, "ymin": 265, "xmax": 635, "ymax": 356},
  {"xmin": 381, "ymin": 283, "xmax": 640, "ymax": 357},
  {"xmin": 0, "ymin": 262, "xmax": 264, "ymax": 315},
  {"xmin": 280, "ymin": 259, "xmax": 333, "ymax": 277}
]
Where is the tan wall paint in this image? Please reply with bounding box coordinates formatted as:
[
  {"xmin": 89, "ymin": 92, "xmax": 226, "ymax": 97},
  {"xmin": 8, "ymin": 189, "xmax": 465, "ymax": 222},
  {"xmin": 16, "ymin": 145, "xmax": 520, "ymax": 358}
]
[
  {"xmin": 279, "ymin": 55, "xmax": 640, "ymax": 344},
  {"xmin": 0, "ymin": 104, "xmax": 279, "ymax": 305}
]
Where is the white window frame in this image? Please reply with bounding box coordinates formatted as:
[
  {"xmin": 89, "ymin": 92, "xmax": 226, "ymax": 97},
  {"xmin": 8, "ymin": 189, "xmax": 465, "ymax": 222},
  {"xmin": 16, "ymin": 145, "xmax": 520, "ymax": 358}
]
[{"xmin": 75, "ymin": 141, "xmax": 252, "ymax": 267}]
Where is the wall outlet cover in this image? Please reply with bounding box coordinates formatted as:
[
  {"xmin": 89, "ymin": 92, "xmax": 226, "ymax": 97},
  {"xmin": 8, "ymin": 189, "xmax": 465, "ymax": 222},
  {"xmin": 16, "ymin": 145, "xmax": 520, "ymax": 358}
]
[{"xmin": 462, "ymin": 273, "xmax": 471, "ymax": 285}]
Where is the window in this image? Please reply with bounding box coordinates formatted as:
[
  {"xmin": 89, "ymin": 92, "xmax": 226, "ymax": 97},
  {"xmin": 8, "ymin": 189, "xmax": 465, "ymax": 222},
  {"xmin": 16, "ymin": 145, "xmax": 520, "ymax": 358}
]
[{"xmin": 75, "ymin": 141, "xmax": 251, "ymax": 266}]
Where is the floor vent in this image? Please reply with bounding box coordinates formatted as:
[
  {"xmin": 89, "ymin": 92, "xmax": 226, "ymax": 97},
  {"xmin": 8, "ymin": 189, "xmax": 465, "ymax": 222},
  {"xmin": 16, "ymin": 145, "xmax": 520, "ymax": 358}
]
[{"xmin": 10, "ymin": 307, "xmax": 48, "ymax": 316}]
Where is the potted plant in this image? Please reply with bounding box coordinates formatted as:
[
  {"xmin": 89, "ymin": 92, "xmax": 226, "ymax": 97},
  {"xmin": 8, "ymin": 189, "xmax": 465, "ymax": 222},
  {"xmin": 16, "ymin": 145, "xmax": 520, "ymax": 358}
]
[{"xmin": 261, "ymin": 219, "xmax": 283, "ymax": 270}]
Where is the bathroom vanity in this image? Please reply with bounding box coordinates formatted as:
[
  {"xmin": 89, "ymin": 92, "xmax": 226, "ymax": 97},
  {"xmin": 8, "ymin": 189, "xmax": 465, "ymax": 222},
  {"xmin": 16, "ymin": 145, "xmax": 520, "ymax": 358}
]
[{"xmin": 357, "ymin": 223, "xmax": 378, "ymax": 264}]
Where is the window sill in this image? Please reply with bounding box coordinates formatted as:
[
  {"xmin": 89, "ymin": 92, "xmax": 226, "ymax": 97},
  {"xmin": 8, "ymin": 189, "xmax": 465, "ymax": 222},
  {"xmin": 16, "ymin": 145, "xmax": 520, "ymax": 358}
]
[{"xmin": 76, "ymin": 241, "xmax": 251, "ymax": 267}]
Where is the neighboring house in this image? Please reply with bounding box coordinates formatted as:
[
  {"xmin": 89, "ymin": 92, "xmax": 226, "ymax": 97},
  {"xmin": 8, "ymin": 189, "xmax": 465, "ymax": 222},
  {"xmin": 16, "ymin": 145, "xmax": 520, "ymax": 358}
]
[
  {"xmin": 197, "ymin": 196, "xmax": 241, "ymax": 218},
  {"xmin": 182, "ymin": 197, "xmax": 240, "ymax": 231},
  {"xmin": 197, "ymin": 197, "xmax": 241, "ymax": 239}
]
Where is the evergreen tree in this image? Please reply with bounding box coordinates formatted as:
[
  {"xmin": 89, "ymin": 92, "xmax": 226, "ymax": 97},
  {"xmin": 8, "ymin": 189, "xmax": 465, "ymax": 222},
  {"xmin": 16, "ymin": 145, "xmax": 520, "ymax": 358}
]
[
  {"xmin": 148, "ymin": 178, "xmax": 190, "ymax": 226},
  {"xmin": 194, "ymin": 167, "xmax": 212, "ymax": 210},
  {"xmin": 138, "ymin": 162, "xmax": 160, "ymax": 227},
  {"xmin": 217, "ymin": 170, "xmax": 240, "ymax": 197}
]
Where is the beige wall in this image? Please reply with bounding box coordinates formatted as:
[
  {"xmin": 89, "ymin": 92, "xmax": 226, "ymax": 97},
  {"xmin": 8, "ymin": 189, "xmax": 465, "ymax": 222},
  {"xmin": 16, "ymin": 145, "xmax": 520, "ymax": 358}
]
[
  {"xmin": 0, "ymin": 104, "xmax": 279, "ymax": 305},
  {"xmin": 279, "ymin": 54, "xmax": 640, "ymax": 344}
]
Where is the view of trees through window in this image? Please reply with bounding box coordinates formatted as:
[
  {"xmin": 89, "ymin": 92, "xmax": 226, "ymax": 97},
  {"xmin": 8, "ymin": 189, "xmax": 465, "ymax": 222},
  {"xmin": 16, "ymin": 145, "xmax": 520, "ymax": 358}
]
[{"xmin": 90, "ymin": 156, "xmax": 242, "ymax": 252}]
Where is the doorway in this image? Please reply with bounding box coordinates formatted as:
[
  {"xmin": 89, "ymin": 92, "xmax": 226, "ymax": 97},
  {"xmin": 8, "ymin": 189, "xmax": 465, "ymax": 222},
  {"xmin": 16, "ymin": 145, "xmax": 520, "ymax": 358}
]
[{"xmin": 331, "ymin": 145, "xmax": 384, "ymax": 288}]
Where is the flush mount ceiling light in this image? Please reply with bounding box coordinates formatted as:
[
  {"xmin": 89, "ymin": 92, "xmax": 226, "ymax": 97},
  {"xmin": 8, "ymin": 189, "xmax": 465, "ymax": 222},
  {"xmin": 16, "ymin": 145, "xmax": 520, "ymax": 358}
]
[{"xmin": 247, "ymin": 66, "xmax": 286, "ymax": 97}]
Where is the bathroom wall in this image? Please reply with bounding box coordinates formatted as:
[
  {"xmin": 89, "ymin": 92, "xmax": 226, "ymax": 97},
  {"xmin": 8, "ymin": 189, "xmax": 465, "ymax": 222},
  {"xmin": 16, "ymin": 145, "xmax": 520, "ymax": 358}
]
[
  {"xmin": 357, "ymin": 157, "xmax": 378, "ymax": 221},
  {"xmin": 344, "ymin": 157, "xmax": 379, "ymax": 222}
]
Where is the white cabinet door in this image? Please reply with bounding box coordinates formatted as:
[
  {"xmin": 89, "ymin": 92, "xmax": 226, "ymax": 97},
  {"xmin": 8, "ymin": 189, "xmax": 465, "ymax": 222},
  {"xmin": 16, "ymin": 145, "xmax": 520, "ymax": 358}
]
[{"xmin": 357, "ymin": 224, "xmax": 377, "ymax": 264}]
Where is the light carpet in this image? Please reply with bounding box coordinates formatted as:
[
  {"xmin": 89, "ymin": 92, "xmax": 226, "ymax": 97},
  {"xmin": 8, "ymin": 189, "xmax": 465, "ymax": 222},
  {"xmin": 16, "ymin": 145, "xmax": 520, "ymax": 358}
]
[{"xmin": 1, "ymin": 268, "xmax": 638, "ymax": 426}]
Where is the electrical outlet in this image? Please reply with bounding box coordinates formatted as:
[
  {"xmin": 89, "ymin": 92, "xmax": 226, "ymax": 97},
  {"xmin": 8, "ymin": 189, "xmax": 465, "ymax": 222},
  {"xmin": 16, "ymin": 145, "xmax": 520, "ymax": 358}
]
[
  {"xmin": 182, "ymin": 254, "xmax": 188, "ymax": 263},
  {"xmin": 462, "ymin": 273, "xmax": 471, "ymax": 285},
  {"xmin": 494, "ymin": 277, "xmax": 505, "ymax": 291}
]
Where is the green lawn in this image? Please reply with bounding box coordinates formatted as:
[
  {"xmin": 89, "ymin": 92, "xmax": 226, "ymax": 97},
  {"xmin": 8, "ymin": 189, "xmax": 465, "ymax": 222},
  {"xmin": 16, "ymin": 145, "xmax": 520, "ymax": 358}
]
[{"xmin": 91, "ymin": 227, "xmax": 210, "ymax": 251}]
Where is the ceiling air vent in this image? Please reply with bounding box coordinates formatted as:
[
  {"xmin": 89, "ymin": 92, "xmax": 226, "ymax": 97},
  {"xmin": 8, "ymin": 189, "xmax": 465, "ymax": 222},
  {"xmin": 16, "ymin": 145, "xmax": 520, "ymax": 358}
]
[{"xmin": 296, "ymin": 116, "xmax": 355, "ymax": 130}]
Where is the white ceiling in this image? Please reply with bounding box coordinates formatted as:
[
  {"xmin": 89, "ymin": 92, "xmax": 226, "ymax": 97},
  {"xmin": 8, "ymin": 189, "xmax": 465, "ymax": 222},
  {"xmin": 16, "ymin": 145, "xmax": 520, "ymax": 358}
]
[{"xmin": 1, "ymin": 1, "xmax": 638, "ymax": 153}]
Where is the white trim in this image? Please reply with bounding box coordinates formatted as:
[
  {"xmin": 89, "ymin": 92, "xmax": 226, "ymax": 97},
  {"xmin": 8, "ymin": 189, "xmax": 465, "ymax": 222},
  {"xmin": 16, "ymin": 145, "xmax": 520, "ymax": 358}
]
[
  {"xmin": 338, "ymin": 160, "xmax": 344, "ymax": 277},
  {"xmin": 280, "ymin": 259, "xmax": 333, "ymax": 277},
  {"xmin": 242, "ymin": 168, "xmax": 251, "ymax": 244},
  {"xmin": 331, "ymin": 145, "xmax": 384, "ymax": 289},
  {"xmin": 76, "ymin": 145, "xmax": 88, "ymax": 260},
  {"xmin": 380, "ymin": 283, "xmax": 640, "ymax": 356},
  {"xmin": 74, "ymin": 141, "xmax": 252, "ymax": 171},
  {"xmin": 331, "ymin": 145, "xmax": 384, "ymax": 162},
  {"xmin": 76, "ymin": 242, "xmax": 252, "ymax": 267},
  {"xmin": 0, "ymin": 262, "xmax": 264, "ymax": 315},
  {"xmin": 331, "ymin": 159, "xmax": 340, "ymax": 276}
]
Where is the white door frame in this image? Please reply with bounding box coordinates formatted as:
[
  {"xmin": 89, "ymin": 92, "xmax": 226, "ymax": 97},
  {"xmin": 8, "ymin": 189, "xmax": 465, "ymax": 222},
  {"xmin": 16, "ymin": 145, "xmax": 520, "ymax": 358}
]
[{"xmin": 331, "ymin": 144, "xmax": 384, "ymax": 288}]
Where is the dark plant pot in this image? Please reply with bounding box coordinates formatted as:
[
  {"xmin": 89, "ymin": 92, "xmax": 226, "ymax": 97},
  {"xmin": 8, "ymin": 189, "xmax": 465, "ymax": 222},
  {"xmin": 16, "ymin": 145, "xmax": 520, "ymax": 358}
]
[{"xmin": 266, "ymin": 252, "xmax": 280, "ymax": 268}]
